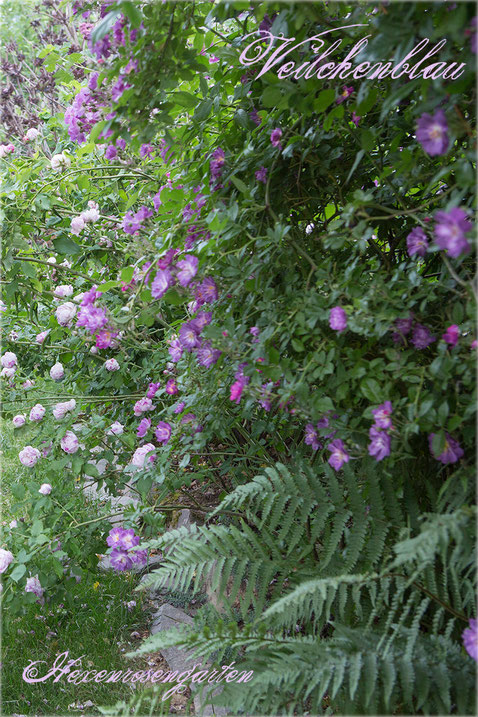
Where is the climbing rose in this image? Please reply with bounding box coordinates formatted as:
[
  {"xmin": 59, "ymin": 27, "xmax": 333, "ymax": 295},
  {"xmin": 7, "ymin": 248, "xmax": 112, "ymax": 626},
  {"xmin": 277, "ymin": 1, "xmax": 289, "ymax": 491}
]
[
  {"xmin": 50, "ymin": 362, "xmax": 64, "ymax": 381},
  {"xmin": 50, "ymin": 152, "xmax": 70, "ymax": 170},
  {"xmin": 61, "ymin": 431, "xmax": 79, "ymax": 454},
  {"xmin": 107, "ymin": 526, "xmax": 125, "ymax": 547},
  {"xmin": 120, "ymin": 529, "xmax": 140, "ymax": 550},
  {"xmin": 406, "ymin": 227, "xmax": 429, "ymax": 257},
  {"xmin": 70, "ymin": 216, "xmax": 86, "ymax": 235},
  {"xmin": 428, "ymin": 433, "xmax": 464, "ymax": 464},
  {"xmin": 155, "ymin": 421, "xmax": 172, "ymax": 443},
  {"xmin": 368, "ymin": 427, "xmax": 391, "ymax": 462},
  {"xmin": 371, "ymin": 401, "xmax": 393, "ymax": 429},
  {"xmin": 1, "ymin": 351, "xmax": 17, "ymax": 368},
  {"xmin": 25, "ymin": 127, "xmax": 40, "ymax": 141},
  {"xmin": 165, "ymin": 379, "xmax": 178, "ymax": 395},
  {"xmin": 0, "ymin": 549, "xmax": 14, "ymax": 573},
  {"xmin": 151, "ymin": 268, "xmax": 174, "ymax": 299},
  {"xmin": 105, "ymin": 358, "xmax": 120, "ymax": 371},
  {"xmin": 56, "ymin": 302, "xmax": 77, "ymax": 326},
  {"xmin": 442, "ymin": 324, "xmax": 460, "ymax": 346},
  {"xmin": 30, "ymin": 404, "xmax": 46, "ymax": 422},
  {"xmin": 147, "ymin": 382, "xmax": 161, "ymax": 398},
  {"xmin": 270, "ymin": 128, "xmax": 282, "ymax": 148},
  {"xmin": 179, "ymin": 322, "xmax": 201, "ymax": 351},
  {"xmin": 416, "ymin": 109, "xmax": 449, "ymax": 156},
  {"xmin": 134, "ymin": 397, "xmax": 154, "ymax": 416},
  {"xmin": 304, "ymin": 424, "xmax": 320, "ymax": 451},
  {"xmin": 12, "ymin": 414, "xmax": 26, "ymax": 428},
  {"xmin": 176, "ymin": 255, "xmax": 198, "ymax": 287},
  {"xmin": 174, "ymin": 401, "xmax": 185, "ymax": 414},
  {"xmin": 337, "ymin": 85, "xmax": 354, "ymax": 104},
  {"xmin": 196, "ymin": 342, "xmax": 221, "ymax": 368},
  {"xmin": 130, "ymin": 549, "xmax": 148, "ymax": 567},
  {"xmin": 1, "ymin": 366, "xmax": 16, "ymax": 379},
  {"xmin": 19, "ymin": 446, "xmax": 41, "ymax": 467},
  {"xmin": 434, "ymin": 208, "xmax": 472, "ymax": 258},
  {"xmin": 39, "ymin": 483, "xmax": 52, "ymax": 495},
  {"xmin": 53, "ymin": 399, "xmax": 76, "ymax": 420},
  {"xmin": 36, "ymin": 330, "xmax": 49, "ymax": 344},
  {"xmin": 168, "ymin": 337, "xmax": 183, "ymax": 362},
  {"xmin": 110, "ymin": 549, "xmax": 132, "ymax": 571},
  {"xmin": 329, "ymin": 306, "xmax": 347, "ymax": 333},
  {"xmin": 327, "ymin": 439, "xmax": 350, "ymax": 471},
  {"xmin": 80, "ymin": 200, "xmax": 100, "ymax": 223},
  {"xmin": 411, "ymin": 324, "xmax": 435, "ymax": 349},
  {"xmin": 25, "ymin": 575, "xmax": 44, "ymax": 598},
  {"xmin": 108, "ymin": 421, "xmax": 124, "ymax": 435},
  {"xmin": 131, "ymin": 443, "xmax": 156, "ymax": 467},
  {"xmin": 462, "ymin": 618, "xmax": 478, "ymax": 661},
  {"xmin": 255, "ymin": 166, "xmax": 267, "ymax": 184},
  {"xmin": 105, "ymin": 145, "xmax": 117, "ymax": 160},
  {"xmin": 54, "ymin": 284, "xmax": 74, "ymax": 298},
  {"xmin": 137, "ymin": 418, "xmax": 151, "ymax": 438}
]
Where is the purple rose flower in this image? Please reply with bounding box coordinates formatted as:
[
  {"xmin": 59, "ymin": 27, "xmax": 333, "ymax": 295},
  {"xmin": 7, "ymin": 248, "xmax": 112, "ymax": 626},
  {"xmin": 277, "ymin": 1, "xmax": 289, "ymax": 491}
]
[
  {"xmin": 327, "ymin": 439, "xmax": 350, "ymax": 471},
  {"xmin": 442, "ymin": 324, "xmax": 459, "ymax": 346},
  {"xmin": 151, "ymin": 269, "xmax": 174, "ymax": 299},
  {"xmin": 462, "ymin": 618, "xmax": 478, "ymax": 661},
  {"xmin": 110, "ymin": 549, "xmax": 132, "ymax": 572},
  {"xmin": 196, "ymin": 341, "xmax": 221, "ymax": 368},
  {"xmin": 176, "ymin": 255, "xmax": 198, "ymax": 287},
  {"xmin": 179, "ymin": 322, "xmax": 201, "ymax": 351},
  {"xmin": 329, "ymin": 306, "xmax": 347, "ymax": 333},
  {"xmin": 105, "ymin": 145, "xmax": 117, "ymax": 160},
  {"xmin": 119, "ymin": 528, "xmax": 140, "ymax": 551},
  {"xmin": 230, "ymin": 375, "xmax": 249, "ymax": 404},
  {"xmin": 130, "ymin": 549, "xmax": 148, "ymax": 567},
  {"xmin": 168, "ymin": 337, "xmax": 183, "ymax": 362},
  {"xmin": 147, "ymin": 382, "xmax": 161, "ymax": 398},
  {"xmin": 368, "ymin": 426, "xmax": 391, "ymax": 461},
  {"xmin": 189, "ymin": 311, "xmax": 212, "ymax": 333},
  {"xmin": 336, "ymin": 85, "xmax": 354, "ymax": 104},
  {"xmin": 411, "ymin": 324, "xmax": 436, "ymax": 349},
  {"xmin": 165, "ymin": 379, "xmax": 178, "ymax": 395},
  {"xmin": 351, "ymin": 112, "xmax": 361, "ymax": 127},
  {"xmin": 107, "ymin": 526, "xmax": 125, "ymax": 547},
  {"xmin": 434, "ymin": 208, "xmax": 472, "ymax": 258},
  {"xmin": 155, "ymin": 421, "xmax": 172, "ymax": 444},
  {"xmin": 174, "ymin": 401, "xmax": 185, "ymax": 414},
  {"xmin": 416, "ymin": 109, "xmax": 449, "ymax": 156},
  {"xmin": 255, "ymin": 166, "xmax": 267, "ymax": 184},
  {"xmin": 371, "ymin": 401, "xmax": 393, "ymax": 429},
  {"xmin": 195, "ymin": 277, "xmax": 218, "ymax": 305},
  {"xmin": 210, "ymin": 148, "xmax": 225, "ymax": 181},
  {"xmin": 250, "ymin": 108, "xmax": 261, "ymax": 126},
  {"xmin": 270, "ymin": 128, "xmax": 282, "ymax": 149},
  {"xmin": 137, "ymin": 418, "xmax": 151, "ymax": 438},
  {"xmin": 304, "ymin": 423, "xmax": 320, "ymax": 451},
  {"xmin": 428, "ymin": 433, "xmax": 464, "ymax": 464},
  {"xmin": 406, "ymin": 227, "xmax": 429, "ymax": 257},
  {"xmin": 140, "ymin": 143, "xmax": 154, "ymax": 158}
]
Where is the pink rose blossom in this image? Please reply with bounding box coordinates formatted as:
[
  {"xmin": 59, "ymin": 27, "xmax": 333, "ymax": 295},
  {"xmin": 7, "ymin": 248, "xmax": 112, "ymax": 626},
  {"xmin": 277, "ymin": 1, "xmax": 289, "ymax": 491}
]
[
  {"xmin": 52, "ymin": 399, "xmax": 76, "ymax": 420},
  {"xmin": 70, "ymin": 216, "xmax": 86, "ymax": 235},
  {"xmin": 107, "ymin": 421, "xmax": 124, "ymax": 435},
  {"xmin": 25, "ymin": 575, "xmax": 44, "ymax": 598},
  {"xmin": 36, "ymin": 330, "xmax": 50, "ymax": 344},
  {"xmin": 133, "ymin": 397, "xmax": 154, "ymax": 416},
  {"xmin": 29, "ymin": 404, "xmax": 46, "ymax": 421},
  {"xmin": 61, "ymin": 431, "xmax": 79, "ymax": 454},
  {"xmin": 55, "ymin": 302, "xmax": 77, "ymax": 327},
  {"xmin": 38, "ymin": 483, "xmax": 52, "ymax": 495},
  {"xmin": 0, "ymin": 549, "xmax": 14, "ymax": 573},
  {"xmin": 19, "ymin": 446, "xmax": 41, "ymax": 467},
  {"xmin": 53, "ymin": 285, "xmax": 74, "ymax": 298},
  {"xmin": 12, "ymin": 414, "xmax": 26, "ymax": 428},
  {"xmin": 1, "ymin": 352, "xmax": 17, "ymax": 368},
  {"xmin": 50, "ymin": 362, "xmax": 65, "ymax": 380},
  {"xmin": 131, "ymin": 443, "xmax": 156, "ymax": 467},
  {"xmin": 105, "ymin": 358, "xmax": 120, "ymax": 371}
]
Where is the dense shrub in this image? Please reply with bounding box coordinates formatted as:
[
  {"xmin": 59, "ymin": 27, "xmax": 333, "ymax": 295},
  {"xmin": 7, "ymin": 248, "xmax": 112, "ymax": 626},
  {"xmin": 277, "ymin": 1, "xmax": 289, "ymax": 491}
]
[{"xmin": 1, "ymin": 1, "xmax": 476, "ymax": 713}]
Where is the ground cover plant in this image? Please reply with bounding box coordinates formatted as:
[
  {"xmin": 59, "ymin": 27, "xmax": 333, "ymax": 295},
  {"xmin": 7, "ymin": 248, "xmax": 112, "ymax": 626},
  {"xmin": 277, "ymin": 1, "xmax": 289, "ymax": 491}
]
[{"xmin": 0, "ymin": 0, "xmax": 476, "ymax": 714}]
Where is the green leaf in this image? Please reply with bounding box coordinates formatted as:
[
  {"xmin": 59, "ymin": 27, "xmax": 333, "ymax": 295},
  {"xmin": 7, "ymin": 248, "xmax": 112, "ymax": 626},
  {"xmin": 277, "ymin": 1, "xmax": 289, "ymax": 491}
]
[
  {"xmin": 313, "ymin": 89, "xmax": 335, "ymax": 113},
  {"xmin": 53, "ymin": 236, "xmax": 81, "ymax": 255},
  {"xmin": 360, "ymin": 378, "xmax": 383, "ymax": 403},
  {"xmin": 90, "ymin": 10, "xmax": 122, "ymax": 47},
  {"xmin": 163, "ymin": 289, "xmax": 187, "ymax": 306},
  {"xmin": 120, "ymin": 0, "xmax": 142, "ymax": 27},
  {"xmin": 230, "ymin": 176, "xmax": 249, "ymax": 194},
  {"xmin": 9, "ymin": 564, "xmax": 26, "ymax": 582},
  {"xmin": 173, "ymin": 91, "xmax": 199, "ymax": 109},
  {"xmin": 194, "ymin": 99, "xmax": 213, "ymax": 121},
  {"xmin": 360, "ymin": 129, "xmax": 375, "ymax": 152},
  {"xmin": 432, "ymin": 430, "xmax": 446, "ymax": 456}
]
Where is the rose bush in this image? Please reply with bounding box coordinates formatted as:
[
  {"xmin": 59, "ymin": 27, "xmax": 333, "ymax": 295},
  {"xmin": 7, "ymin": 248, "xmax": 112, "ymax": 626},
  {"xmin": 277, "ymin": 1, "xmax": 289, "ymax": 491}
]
[{"xmin": 0, "ymin": 0, "xmax": 476, "ymax": 713}]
